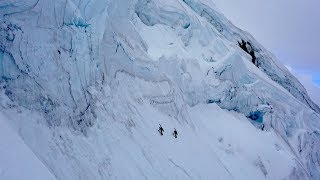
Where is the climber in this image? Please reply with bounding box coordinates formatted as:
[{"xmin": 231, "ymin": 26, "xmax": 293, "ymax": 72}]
[
  {"xmin": 173, "ymin": 128, "xmax": 178, "ymax": 138},
  {"xmin": 261, "ymin": 124, "xmax": 265, "ymax": 131},
  {"xmin": 158, "ymin": 124, "xmax": 164, "ymax": 136}
]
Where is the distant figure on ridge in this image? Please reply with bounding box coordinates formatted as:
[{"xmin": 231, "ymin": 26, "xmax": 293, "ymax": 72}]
[
  {"xmin": 158, "ymin": 124, "xmax": 164, "ymax": 136},
  {"xmin": 173, "ymin": 128, "xmax": 178, "ymax": 138}
]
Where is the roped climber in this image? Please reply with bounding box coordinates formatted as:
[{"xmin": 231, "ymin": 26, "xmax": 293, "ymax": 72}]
[
  {"xmin": 173, "ymin": 128, "xmax": 178, "ymax": 138},
  {"xmin": 158, "ymin": 124, "xmax": 164, "ymax": 136}
]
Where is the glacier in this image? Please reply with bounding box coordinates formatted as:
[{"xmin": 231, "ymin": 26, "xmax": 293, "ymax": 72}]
[{"xmin": 0, "ymin": 0, "xmax": 320, "ymax": 179}]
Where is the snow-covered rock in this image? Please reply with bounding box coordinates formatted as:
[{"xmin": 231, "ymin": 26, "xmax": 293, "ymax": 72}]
[{"xmin": 0, "ymin": 0, "xmax": 319, "ymax": 179}]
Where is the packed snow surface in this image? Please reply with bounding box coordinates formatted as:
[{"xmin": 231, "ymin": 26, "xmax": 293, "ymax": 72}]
[
  {"xmin": 0, "ymin": 0, "xmax": 320, "ymax": 179},
  {"xmin": 0, "ymin": 113, "xmax": 56, "ymax": 180}
]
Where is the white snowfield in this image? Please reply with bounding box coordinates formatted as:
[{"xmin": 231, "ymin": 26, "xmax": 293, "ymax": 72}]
[
  {"xmin": 0, "ymin": 113, "xmax": 56, "ymax": 180},
  {"xmin": 0, "ymin": 0, "xmax": 319, "ymax": 179}
]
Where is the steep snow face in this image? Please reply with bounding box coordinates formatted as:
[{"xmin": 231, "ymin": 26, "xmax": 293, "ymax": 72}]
[
  {"xmin": 0, "ymin": 0, "xmax": 320, "ymax": 179},
  {"xmin": 0, "ymin": 113, "xmax": 56, "ymax": 180},
  {"xmin": 180, "ymin": 0, "xmax": 320, "ymax": 114}
]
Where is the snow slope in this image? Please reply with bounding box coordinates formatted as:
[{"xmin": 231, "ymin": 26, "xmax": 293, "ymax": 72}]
[
  {"xmin": 0, "ymin": 113, "xmax": 56, "ymax": 180},
  {"xmin": 0, "ymin": 0, "xmax": 320, "ymax": 179},
  {"xmin": 0, "ymin": 89, "xmax": 299, "ymax": 179}
]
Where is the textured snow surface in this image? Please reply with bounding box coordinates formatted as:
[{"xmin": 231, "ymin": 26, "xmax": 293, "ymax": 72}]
[
  {"xmin": 0, "ymin": 113, "xmax": 56, "ymax": 180},
  {"xmin": 0, "ymin": 0, "xmax": 320, "ymax": 179}
]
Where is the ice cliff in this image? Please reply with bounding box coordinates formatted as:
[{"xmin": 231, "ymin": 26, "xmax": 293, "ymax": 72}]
[{"xmin": 0, "ymin": 0, "xmax": 320, "ymax": 179}]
